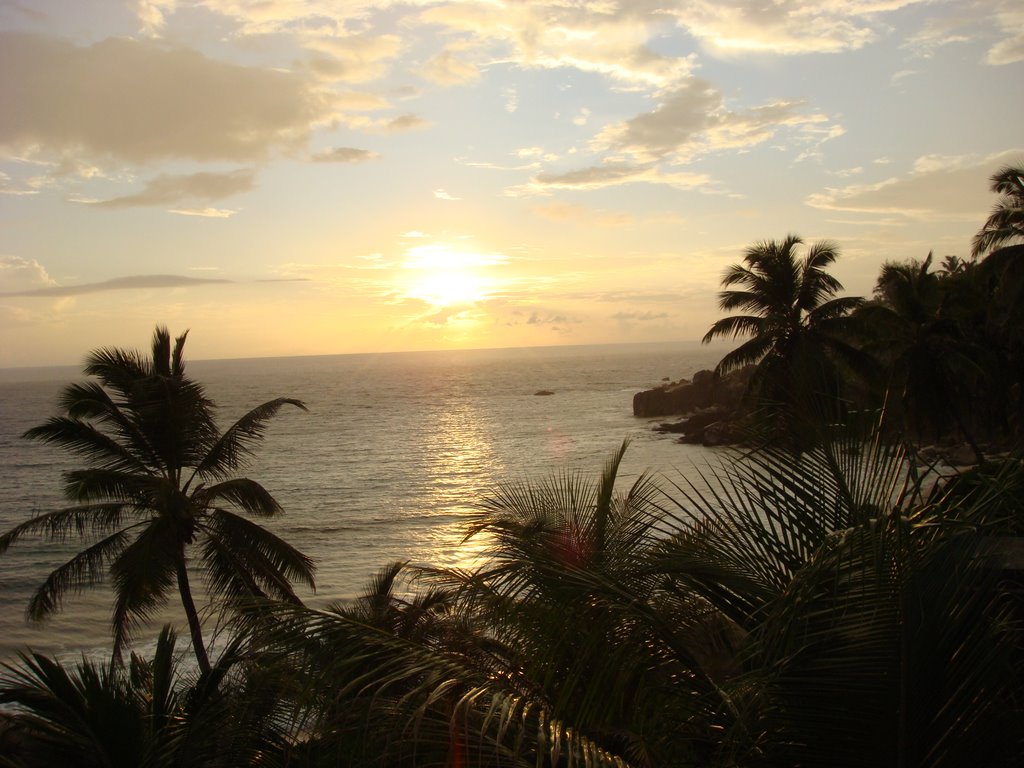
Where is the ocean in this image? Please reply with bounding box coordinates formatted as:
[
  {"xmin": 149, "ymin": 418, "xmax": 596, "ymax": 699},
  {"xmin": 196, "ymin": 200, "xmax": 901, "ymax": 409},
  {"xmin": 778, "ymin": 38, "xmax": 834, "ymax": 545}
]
[{"xmin": 0, "ymin": 341, "xmax": 729, "ymax": 662}]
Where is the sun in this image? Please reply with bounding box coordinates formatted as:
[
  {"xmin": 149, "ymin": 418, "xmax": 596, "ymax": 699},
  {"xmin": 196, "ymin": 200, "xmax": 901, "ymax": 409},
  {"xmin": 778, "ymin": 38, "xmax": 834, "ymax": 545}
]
[{"xmin": 401, "ymin": 243, "xmax": 503, "ymax": 307}]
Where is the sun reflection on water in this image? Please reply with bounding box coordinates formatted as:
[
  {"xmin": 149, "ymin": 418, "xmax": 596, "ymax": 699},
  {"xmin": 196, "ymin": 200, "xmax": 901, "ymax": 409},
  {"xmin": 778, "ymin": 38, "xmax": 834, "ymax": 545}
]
[{"xmin": 414, "ymin": 399, "xmax": 501, "ymax": 573}]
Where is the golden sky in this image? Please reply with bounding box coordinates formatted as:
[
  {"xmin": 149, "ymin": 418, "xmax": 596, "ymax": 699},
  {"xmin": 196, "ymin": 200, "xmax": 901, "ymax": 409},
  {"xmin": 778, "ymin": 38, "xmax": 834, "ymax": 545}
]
[{"xmin": 0, "ymin": 0, "xmax": 1021, "ymax": 366}]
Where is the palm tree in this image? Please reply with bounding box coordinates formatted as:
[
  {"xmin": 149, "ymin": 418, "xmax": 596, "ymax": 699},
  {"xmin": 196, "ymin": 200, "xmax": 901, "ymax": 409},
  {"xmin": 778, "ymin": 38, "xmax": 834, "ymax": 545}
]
[
  {"xmin": 702, "ymin": 236, "xmax": 866, "ymax": 442},
  {"xmin": 0, "ymin": 327, "xmax": 315, "ymax": 674},
  {"xmin": 971, "ymin": 164, "xmax": 1024, "ymax": 257},
  {"xmin": 859, "ymin": 254, "xmax": 991, "ymax": 457}
]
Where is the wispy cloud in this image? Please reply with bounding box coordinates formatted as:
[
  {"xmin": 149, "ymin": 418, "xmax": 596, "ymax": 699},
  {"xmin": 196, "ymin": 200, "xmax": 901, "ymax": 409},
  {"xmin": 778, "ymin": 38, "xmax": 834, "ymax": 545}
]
[
  {"xmin": 593, "ymin": 78, "xmax": 835, "ymax": 164},
  {"xmin": 663, "ymin": 0, "xmax": 919, "ymax": 56},
  {"xmin": 512, "ymin": 162, "xmax": 712, "ymax": 195},
  {"xmin": 1, "ymin": 274, "xmax": 231, "ymax": 298},
  {"xmin": 310, "ymin": 147, "xmax": 380, "ymax": 163},
  {"xmin": 168, "ymin": 207, "xmax": 238, "ymax": 218},
  {"xmin": 806, "ymin": 150, "xmax": 1023, "ymax": 220},
  {"xmin": 84, "ymin": 169, "xmax": 256, "ymax": 209}
]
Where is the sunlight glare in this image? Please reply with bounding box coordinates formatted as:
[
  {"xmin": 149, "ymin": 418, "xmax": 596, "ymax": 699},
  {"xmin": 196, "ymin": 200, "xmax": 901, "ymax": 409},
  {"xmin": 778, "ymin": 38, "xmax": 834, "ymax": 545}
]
[{"xmin": 401, "ymin": 243, "xmax": 505, "ymax": 307}]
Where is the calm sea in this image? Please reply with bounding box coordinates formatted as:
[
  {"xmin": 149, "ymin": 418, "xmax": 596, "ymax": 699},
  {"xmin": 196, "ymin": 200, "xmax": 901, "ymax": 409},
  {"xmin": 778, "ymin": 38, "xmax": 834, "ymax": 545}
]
[{"xmin": 0, "ymin": 341, "xmax": 727, "ymax": 662}]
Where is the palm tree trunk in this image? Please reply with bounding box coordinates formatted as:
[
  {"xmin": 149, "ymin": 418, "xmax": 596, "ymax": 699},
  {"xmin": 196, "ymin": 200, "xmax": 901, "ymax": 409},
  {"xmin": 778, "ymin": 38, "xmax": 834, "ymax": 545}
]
[{"xmin": 176, "ymin": 551, "xmax": 212, "ymax": 675}]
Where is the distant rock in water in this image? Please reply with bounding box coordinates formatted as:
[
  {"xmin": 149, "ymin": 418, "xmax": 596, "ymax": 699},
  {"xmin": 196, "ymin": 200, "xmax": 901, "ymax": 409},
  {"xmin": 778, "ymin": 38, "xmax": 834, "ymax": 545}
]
[{"xmin": 534, "ymin": 389, "xmax": 555, "ymax": 396}]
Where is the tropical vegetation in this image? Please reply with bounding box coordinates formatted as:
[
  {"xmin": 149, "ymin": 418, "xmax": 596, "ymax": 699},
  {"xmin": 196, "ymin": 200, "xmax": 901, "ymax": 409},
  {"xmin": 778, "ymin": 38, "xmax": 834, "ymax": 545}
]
[
  {"xmin": 2, "ymin": 167, "xmax": 1024, "ymax": 767},
  {"xmin": 0, "ymin": 327, "xmax": 314, "ymax": 675},
  {"xmin": 699, "ymin": 165, "xmax": 1024, "ymax": 454}
]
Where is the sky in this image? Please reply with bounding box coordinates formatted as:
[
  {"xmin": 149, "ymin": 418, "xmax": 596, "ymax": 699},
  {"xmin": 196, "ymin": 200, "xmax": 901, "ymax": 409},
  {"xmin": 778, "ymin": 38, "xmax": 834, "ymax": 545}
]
[{"xmin": 0, "ymin": 0, "xmax": 1021, "ymax": 367}]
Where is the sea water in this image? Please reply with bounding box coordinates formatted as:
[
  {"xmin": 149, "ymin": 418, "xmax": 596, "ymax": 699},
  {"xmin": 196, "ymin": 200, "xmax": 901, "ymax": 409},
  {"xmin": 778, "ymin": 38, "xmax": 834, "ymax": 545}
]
[{"xmin": 0, "ymin": 341, "xmax": 728, "ymax": 661}]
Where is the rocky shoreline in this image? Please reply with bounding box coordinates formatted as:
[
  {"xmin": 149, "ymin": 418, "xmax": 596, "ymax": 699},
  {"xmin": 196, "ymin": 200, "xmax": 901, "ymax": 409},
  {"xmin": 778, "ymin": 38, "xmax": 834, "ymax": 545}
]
[
  {"xmin": 634, "ymin": 369, "xmax": 1002, "ymax": 464},
  {"xmin": 632, "ymin": 367, "xmax": 752, "ymax": 446}
]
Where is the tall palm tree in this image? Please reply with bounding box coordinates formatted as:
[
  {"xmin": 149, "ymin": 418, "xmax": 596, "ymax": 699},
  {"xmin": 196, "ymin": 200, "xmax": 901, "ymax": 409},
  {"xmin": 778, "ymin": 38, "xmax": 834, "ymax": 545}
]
[
  {"xmin": 971, "ymin": 164, "xmax": 1024, "ymax": 257},
  {"xmin": 0, "ymin": 327, "xmax": 315, "ymax": 674},
  {"xmin": 860, "ymin": 254, "xmax": 989, "ymax": 457},
  {"xmin": 702, "ymin": 236, "xmax": 866, "ymax": 441}
]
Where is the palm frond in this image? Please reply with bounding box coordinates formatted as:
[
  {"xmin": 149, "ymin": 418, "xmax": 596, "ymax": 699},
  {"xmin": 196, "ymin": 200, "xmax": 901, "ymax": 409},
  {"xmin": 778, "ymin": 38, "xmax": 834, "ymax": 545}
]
[
  {"xmin": 198, "ymin": 509, "xmax": 315, "ymax": 605},
  {"xmin": 27, "ymin": 528, "xmax": 136, "ymax": 621},
  {"xmin": 109, "ymin": 518, "xmax": 181, "ymax": 655},
  {"xmin": 713, "ymin": 334, "xmax": 774, "ymax": 376},
  {"xmin": 0, "ymin": 504, "xmax": 133, "ymax": 554},
  {"xmin": 192, "ymin": 397, "xmax": 307, "ymax": 482},
  {"xmin": 192, "ymin": 477, "xmax": 284, "ymax": 517},
  {"xmin": 24, "ymin": 416, "xmax": 155, "ymax": 476}
]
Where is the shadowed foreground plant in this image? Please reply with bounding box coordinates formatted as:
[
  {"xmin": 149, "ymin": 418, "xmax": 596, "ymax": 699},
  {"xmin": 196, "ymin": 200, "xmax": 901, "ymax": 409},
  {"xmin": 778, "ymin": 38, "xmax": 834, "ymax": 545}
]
[
  {"xmin": 238, "ymin": 430, "xmax": 1021, "ymax": 767},
  {"xmin": 0, "ymin": 626, "xmax": 289, "ymax": 768}
]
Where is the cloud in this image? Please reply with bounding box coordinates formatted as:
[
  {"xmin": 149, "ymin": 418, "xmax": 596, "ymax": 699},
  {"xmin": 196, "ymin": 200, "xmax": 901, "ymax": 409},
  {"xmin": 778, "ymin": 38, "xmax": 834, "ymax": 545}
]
[
  {"xmin": 664, "ymin": 0, "xmax": 922, "ymax": 56},
  {"xmin": 524, "ymin": 310, "xmax": 575, "ymax": 327},
  {"xmin": 1, "ymin": 274, "xmax": 231, "ymax": 298},
  {"xmin": 512, "ymin": 162, "xmax": 712, "ymax": 195},
  {"xmin": 311, "ymin": 147, "xmax": 380, "ymax": 163},
  {"xmin": 380, "ymin": 113, "xmax": 430, "ymax": 133},
  {"xmin": 422, "ymin": 44, "xmax": 483, "ymax": 85},
  {"xmin": 85, "ymin": 169, "xmax": 257, "ymax": 208},
  {"xmin": 0, "ymin": 32, "xmax": 335, "ymax": 165},
  {"xmin": 806, "ymin": 150, "xmax": 1023, "ymax": 220},
  {"xmin": 433, "ymin": 188, "xmax": 460, "ymax": 201},
  {"xmin": 594, "ymin": 78, "xmax": 834, "ymax": 164},
  {"xmin": 168, "ymin": 207, "xmax": 238, "ymax": 218},
  {"xmin": 987, "ymin": 4, "xmax": 1024, "ymax": 65},
  {"xmin": 348, "ymin": 112, "xmax": 430, "ymax": 134},
  {"xmin": 419, "ymin": 2, "xmax": 695, "ymax": 91},
  {"xmin": 0, "ymin": 255, "xmax": 57, "ymax": 292},
  {"xmin": 133, "ymin": 0, "xmax": 177, "ymax": 34},
  {"xmin": 305, "ymin": 33, "xmax": 404, "ymax": 83}
]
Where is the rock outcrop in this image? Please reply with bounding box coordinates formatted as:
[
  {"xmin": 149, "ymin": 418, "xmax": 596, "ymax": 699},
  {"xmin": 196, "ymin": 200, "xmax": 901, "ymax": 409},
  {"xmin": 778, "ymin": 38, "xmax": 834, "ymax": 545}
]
[{"xmin": 635, "ymin": 367, "xmax": 753, "ymax": 446}]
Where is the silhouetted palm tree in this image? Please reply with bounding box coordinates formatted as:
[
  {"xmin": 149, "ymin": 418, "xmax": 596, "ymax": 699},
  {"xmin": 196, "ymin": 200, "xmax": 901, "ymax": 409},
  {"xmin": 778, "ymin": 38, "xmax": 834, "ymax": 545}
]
[
  {"xmin": 0, "ymin": 327, "xmax": 314, "ymax": 674},
  {"xmin": 860, "ymin": 254, "xmax": 988, "ymax": 457},
  {"xmin": 971, "ymin": 164, "xmax": 1024, "ymax": 257},
  {"xmin": 702, "ymin": 235, "xmax": 866, "ymax": 440}
]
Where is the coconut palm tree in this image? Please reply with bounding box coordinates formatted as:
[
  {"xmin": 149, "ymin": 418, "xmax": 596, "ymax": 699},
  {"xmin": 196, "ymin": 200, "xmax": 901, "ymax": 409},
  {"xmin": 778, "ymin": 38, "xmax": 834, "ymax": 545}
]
[
  {"xmin": 702, "ymin": 236, "xmax": 867, "ymax": 443},
  {"xmin": 971, "ymin": 164, "xmax": 1024, "ymax": 257},
  {"xmin": 858, "ymin": 254, "xmax": 992, "ymax": 458},
  {"xmin": 0, "ymin": 327, "xmax": 315, "ymax": 674}
]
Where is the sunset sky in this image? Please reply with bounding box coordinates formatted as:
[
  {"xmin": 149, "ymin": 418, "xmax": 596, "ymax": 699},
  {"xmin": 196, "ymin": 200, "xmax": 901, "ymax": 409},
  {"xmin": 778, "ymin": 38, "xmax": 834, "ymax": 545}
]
[{"xmin": 1, "ymin": 0, "xmax": 1021, "ymax": 367}]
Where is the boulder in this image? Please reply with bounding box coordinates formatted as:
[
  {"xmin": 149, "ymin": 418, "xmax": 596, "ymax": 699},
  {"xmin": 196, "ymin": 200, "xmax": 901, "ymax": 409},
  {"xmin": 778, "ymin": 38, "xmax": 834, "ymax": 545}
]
[
  {"xmin": 632, "ymin": 371, "xmax": 715, "ymax": 417},
  {"xmin": 945, "ymin": 444, "xmax": 979, "ymax": 466},
  {"xmin": 702, "ymin": 420, "xmax": 740, "ymax": 446},
  {"xmin": 632, "ymin": 366, "xmax": 752, "ymax": 419}
]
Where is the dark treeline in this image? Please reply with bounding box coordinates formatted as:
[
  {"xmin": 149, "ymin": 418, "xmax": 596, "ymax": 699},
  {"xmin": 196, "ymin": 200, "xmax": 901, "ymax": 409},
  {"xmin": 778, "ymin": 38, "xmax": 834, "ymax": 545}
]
[
  {"xmin": 1, "ymin": 167, "xmax": 1022, "ymax": 767},
  {"xmin": 700, "ymin": 165, "xmax": 1024, "ymax": 457}
]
